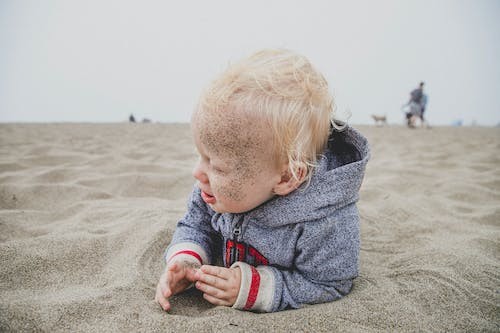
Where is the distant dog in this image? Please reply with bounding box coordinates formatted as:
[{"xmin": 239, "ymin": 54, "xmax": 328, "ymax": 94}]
[{"xmin": 371, "ymin": 114, "xmax": 387, "ymax": 126}]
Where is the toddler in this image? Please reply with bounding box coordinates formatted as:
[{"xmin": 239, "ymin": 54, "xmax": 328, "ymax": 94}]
[{"xmin": 155, "ymin": 49, "xmax": 369, "ymax": 312}]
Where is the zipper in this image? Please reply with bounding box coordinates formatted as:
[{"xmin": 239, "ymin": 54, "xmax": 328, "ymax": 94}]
[{"xmin": 232, "ymin": 218, "xmax": 244, "ymax": 241}]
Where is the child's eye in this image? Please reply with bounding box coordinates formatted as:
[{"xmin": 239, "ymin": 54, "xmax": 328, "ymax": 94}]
[{"xmin": 211, "ymin": 165, "xmax": 225, "ymax": 174}]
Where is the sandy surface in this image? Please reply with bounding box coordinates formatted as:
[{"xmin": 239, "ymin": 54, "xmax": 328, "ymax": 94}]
[{"xmin": 0, "ymin": 123, "xmax": 498, "ymax": 332}]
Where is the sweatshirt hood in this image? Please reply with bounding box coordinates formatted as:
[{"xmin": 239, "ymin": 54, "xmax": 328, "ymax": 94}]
[{"xmin": 248, "ymin": 126, "xmax": 370, "ymax": 227}]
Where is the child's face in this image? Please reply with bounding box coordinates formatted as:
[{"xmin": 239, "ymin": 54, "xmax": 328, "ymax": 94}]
[{"xmin": 191, "ymin": 109, "xmax": 283, "ymax": 214}]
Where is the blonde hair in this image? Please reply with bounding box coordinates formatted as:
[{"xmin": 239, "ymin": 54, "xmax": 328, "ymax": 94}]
[{"xmin": 198, "ymin": 49, "xmax": 341, "ymax": 185}]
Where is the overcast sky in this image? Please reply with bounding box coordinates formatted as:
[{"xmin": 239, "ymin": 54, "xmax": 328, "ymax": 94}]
[{"xmin": 1, "ymin": 0, "xmax": 499, "ymax": 125}]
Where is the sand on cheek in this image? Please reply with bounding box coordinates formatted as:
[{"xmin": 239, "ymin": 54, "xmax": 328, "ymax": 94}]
[
  {"xmin": 210, "ymin": 157, "xmax": 257, "ymax": 202},
  {"xmin": 214, "ymin": 180, "xmax": 246, "ymax": 202}
]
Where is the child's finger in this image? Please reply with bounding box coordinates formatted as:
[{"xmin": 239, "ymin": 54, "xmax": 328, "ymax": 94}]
[
  {"xmin": 166, "ymin": 264, "xmax": 182, "ymax": 284},
  {"xmin": 196, "ymin": 271, "xmax": 227, "ymax": 290},
  {"xmin": 200, "ymin": 265, "xmax": 231, "ymax": 279},
  {"xmin": 160, "ymin": 280, "xmax": 172, "ymax": 298},
  {"xmin": 185, "ymin": 267, "xmax": 198, "ymax": 282},
  {"xmin": 195, "ymin": 280, "xmax": 228, "ymax": 299},
  {"xmin": 155, "ymin": 285, "xmax": 171, "ymax": 311},
  {"xmin": 202, "ymin": 292, "xmax": 232, "ymax": 307},
  {"xmin": 157, "ymin": 270, "xmax": 172, "ymax": 298}
]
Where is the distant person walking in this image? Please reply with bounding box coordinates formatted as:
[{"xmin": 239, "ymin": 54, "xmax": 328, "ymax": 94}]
[
  {"xmin": 410, "ymin": 82, "xmax": 424, "ymax": 106},
  {"xmin": 129, "ymin": 114, "xmax": 136, "ymax": 123},
  {"xmin": 404, "ymin": 82, "xmax": 429, "ymax": 128}
]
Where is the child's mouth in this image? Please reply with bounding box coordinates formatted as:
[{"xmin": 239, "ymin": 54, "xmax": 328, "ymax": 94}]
[{"xmin": 201, "ymin": 190, "xmax": 216, "ymax": 204}]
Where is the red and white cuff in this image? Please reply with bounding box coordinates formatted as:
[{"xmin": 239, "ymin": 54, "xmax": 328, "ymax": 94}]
[
  {"xmin": 165, "ymin": 242, "xmax": 208, "ymax": 267},
  {"xmin": 230, "ymin": 262, "xmax": 275, "ymax": 312}
]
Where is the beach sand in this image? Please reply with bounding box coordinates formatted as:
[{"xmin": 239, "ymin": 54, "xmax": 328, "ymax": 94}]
[{"xmin": 0, "ymin": 123, "xmax": 498, "ymax": 332}]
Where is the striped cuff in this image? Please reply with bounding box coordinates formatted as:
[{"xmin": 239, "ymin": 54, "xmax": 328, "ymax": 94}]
[
  {"xmin": 165, "ymin": 242, "xmax": 208, "ymax": 267},
  {"xmin": 231, "ymin": 262, "xmax": 275, "ymax": 312}
]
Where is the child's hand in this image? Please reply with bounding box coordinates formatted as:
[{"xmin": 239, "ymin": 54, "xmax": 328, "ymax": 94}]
[
  {"xmin": 194, "ymin": 265, "xmax": 241, "ymax": 306},
  {"xmin": 155, "ymin": 261, "xmax": 197, "ymax": 311}
]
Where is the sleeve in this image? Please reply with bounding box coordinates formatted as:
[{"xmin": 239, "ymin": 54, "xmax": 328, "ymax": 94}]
[
  {"xmin": 164, "ymin": 186, "xmax": 220, "ymax": 267},
  {"xmin": 231, "ymin": 206, "xmax": 360, "ymax": 312}
]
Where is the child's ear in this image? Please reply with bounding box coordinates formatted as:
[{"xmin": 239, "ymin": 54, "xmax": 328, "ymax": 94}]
[{"xmin": 273, "ymin": 164, "xmax": 306, "ymax": 196}]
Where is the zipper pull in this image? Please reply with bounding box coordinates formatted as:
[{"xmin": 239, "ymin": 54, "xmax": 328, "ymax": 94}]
[
  {"xmin": 233, "ymin": 225, "xmax": 242, "ymax": 238},
  {"xmin": 232, "ymin": 216, "xmax": 243, "ymax": 240},
  {"xmin": 231, "ymin": 215, "xmax": 244, "ymax": 240}
]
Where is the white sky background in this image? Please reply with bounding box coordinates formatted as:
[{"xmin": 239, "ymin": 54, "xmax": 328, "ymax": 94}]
[{"xmin": 1, "ymin": 0, "xmax": 499, "ymax": 125}]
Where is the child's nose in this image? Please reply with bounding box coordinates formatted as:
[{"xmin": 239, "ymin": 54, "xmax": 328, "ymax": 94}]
[{"xmin": 192, "ymin": 163, "xmax": 209, "ymax": 184}]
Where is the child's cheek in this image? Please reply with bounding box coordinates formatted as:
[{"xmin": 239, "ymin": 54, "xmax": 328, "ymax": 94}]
[{"xmin": 213, "ymin": 175, "xmax": 246, "ymax": 202}]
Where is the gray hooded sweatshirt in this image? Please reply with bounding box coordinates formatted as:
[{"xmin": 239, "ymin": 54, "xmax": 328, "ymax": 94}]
[{"xmin": 165, "ymin": 127, "xmax": 370, "ymax": 312}]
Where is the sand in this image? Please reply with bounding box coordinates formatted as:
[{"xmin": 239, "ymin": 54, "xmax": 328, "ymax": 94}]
[{"xmin": 0, "ymin": 123, "xmax": 498, "ymax": 332}]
